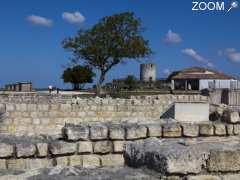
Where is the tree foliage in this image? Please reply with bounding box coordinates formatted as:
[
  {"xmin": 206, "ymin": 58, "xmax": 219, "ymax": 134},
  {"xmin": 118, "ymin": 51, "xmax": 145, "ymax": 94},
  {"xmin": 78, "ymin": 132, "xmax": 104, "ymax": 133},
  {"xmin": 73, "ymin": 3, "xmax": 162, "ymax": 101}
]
[
  {"xmin": 124, "ymin": 75, "xmax": 138, "ymax": 90},
  {"xmin": 62, "ymin": 65, "xmax": 95, "ymax": 90},
  {"xmin": 63, "ymin": 12, "xmax": 152, "ymax": 94}
]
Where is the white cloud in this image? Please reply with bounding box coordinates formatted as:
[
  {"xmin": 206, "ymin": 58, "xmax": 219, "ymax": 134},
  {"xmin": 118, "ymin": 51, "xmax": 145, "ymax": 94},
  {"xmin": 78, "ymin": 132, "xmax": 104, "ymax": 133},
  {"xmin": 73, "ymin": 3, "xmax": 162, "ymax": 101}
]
[
  {"xmin": 163, "ymin": 69, "xmax": 171, "ymax": 75},
  {"xmin": 27, "ymin": 15, "xmax": 53, "ymax": 27},
  {"xmin": 219, "ymin": 48, "xmax": 240, "ymax": 63},
  {"xmin": 181, "ymin": 48, "xmax": 214, "ymax": 67},
  {"xmin": 164, "ymin": 30, "xmax": 182, "ymax": 44},
  {"xmin": 62, "ymin": 11, "xmax": 85, "ymax": 24}
]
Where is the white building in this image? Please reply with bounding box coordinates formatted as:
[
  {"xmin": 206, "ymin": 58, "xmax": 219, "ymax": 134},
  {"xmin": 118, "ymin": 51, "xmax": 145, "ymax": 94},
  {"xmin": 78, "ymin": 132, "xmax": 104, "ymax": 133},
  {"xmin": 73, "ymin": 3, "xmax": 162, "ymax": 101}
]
[{"xmin": 169, "ymin": 67, "xmax": 238, "ymax": 91}]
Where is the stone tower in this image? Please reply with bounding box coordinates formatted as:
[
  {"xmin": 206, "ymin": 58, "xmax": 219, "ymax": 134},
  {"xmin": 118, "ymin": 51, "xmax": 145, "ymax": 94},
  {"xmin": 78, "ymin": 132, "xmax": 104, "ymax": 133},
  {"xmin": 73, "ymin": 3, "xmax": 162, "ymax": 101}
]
[{"xmin": 140, "ymin": 63, "xmax": 157, "ymax": 82}]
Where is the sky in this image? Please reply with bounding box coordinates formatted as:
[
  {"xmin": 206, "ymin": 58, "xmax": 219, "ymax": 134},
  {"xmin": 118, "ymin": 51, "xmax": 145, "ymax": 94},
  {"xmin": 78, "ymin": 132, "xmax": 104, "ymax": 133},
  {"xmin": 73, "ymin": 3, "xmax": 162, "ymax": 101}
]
[{"xmin": 0, "ymin": 0, "xmax": 240, "ymax": 89}]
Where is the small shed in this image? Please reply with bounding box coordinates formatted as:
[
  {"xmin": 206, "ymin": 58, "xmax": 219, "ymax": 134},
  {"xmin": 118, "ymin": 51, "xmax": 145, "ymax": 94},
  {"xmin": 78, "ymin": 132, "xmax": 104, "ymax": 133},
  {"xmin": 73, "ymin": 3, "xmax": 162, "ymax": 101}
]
[
  {"xmin": 168, "ymin": 67, "xmax": 238, "ymax": 90},
  {"xmin": 5, "ymin": 82, "xmax": 33, "ymax": 92}
]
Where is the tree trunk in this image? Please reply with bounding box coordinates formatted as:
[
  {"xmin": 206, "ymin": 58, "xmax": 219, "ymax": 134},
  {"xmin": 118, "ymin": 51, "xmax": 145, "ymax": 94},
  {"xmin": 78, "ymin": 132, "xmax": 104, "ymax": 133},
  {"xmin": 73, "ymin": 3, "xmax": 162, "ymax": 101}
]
[{"xmin": 96, "ymin": 71, "xmax": 105, "ymax": 96}]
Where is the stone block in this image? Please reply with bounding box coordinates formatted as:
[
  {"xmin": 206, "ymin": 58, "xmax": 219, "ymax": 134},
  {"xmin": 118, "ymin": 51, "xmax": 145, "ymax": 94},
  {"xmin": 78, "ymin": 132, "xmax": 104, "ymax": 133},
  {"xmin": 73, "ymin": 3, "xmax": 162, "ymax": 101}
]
[
  {"xmin": 101, "ymin": 154, "xmax": 124, "ymax": 166},
  {"xmin": 16, "ymin": 143, "xmax": 36, "ymax": 157},
  {"xmin": 214, "ymin": 124, "xmax": 226, "ymax": 136},
  {"xmin": 207, "ymin": 150, "xmax": 240, "ymax": 172},
  {"xmin": 94, "ymin": 141, "xmax": 112, "ymax": 154},
  {"xmin": 36, "ymin": 143, "xmax": 48, "ymax": 157},
  {"xmin": 77, "ymin": 141, "xmax": 93, "ymax": 153},
  {"xmin": 147, "ymin": 124, "xmax": 162, "ymax": 137},
  {"xmin": 113, "ymin": 141, "xmax": 125, "ymax": 153},
  {"xmin": 38, "ymin": 104, "xmax": 49, "ymax": 111},
  {"xmin": 223, "ymin": 111, "xmax": 240, "ymax": 124},
  {"xmin": 69, "ymin": 155, "xmax": 82, "ymax": 166},
  {"xmin": 234, "ymin": 124, "xmax": 240, "ymax": 135},
  {"xmin": 0, "ymin": 160, "xmax": 6, "ymax": 170},
  {"xmin": 55, "ymin": 156, "xmax": 69, "ymax": 166},
  {"xmin": 25, "ymin": 159, "xmax": 53, "ymax": 169},
  {"xmin": 126, "ymin": 125, "xmax": 147, "ymax": 140},
  {"xmin": 109, "ymin": 124, "xmax": 125, "ymax": 140},
  {"xmin": 63, "ymin": 124, "xmax": 89, "ymax": 141},
  {"xmin": 199, "ymin": 124, "xmax": 214, "ymax": 136},
  {"xmin": 227, "ymin": 124, "xmax": 234, "ymax": 135},
  {"xmin": 15, "ymin": 104, "xmax": 27, "ymax": 112},
  {"xmin": 60, "ymin": 104, "xmax": 72, "ymax": 112},
  {"xmin": 221, "ymin": 174, "xmax": 240, "ymax": 180},
  {"xmin": 7, "ymin": 159, "xmax": 26, "ymax": 170},
  {"xmin": 5, "ymin": 104, "xmax": 15, "ymax": 112},
  {"xmin": 50, "ymin": 141, "xmax": 76, "ymax": 155},
  {"xmin": 182, "ymin": 124, "xmax": 199, "ymax": 137},
  {"xmin": 187, "ymin": 175, "xmax": 221, "ymax": 180},
  {"xmin": 90, "ymin": 124, "xmax": 108, "ymax": 140},
  {"xmin": 174, "ymin": 102, "xmax": 209, "ymax": 122},
  {"xmin": 82, "ymin": 155, "xmax": 100, "ymax": 168},
  {"xmin": 0, "ymin": 143, "xmax": 14, "ymax": 158},
  {"xmin": 162, "ymin": 124, "xmax": 182, "ymax": 137}
]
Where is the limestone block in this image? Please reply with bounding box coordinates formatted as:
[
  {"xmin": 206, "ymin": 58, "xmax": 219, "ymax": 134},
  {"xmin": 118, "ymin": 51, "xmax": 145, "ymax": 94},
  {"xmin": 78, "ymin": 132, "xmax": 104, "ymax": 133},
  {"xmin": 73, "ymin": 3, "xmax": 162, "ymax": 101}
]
[
  {"xmin": 50, "ymin": 141, "xmax": 76, "ymax": 155},
  {"xmin": 101, "ymin": 154, "xmax": 124, "ymax": 166},
  {"xmin": 187, "ymin": 175, "xmax": 221, "ymax": 180},
  {"xmin": 69, "ymin": 155, "xmax": 82, "ymax": 166},
  {"xmin": 36, "ymin": 143, "xmax": 48, "ymax": 157},
  {"xmin": 5, "ymin": 104, "xmax": 15, "ymax": 112},
  {"xmin": 0, "ymin": 160, "xmax": 6, "ymax": 170},
  {"xmin": 213, "ymin": 124, "xmax": 226, "ymax": 136},
  {"xmin": 0, "ymin": 143, "xmax": 14, "ymax": 157},
  {"xmin": 199, "ymin": 124, "xmax": 214, "ymax": 136},
  {"xmin": 109, "ymin": 124, "xmax": 125, "ymax": 140},
  {"xmin": 7, "ymin": 159, "xmax": 26, "ymax": 170},
  {"xmin": 223, "ymin": 111, "xmax": 240, "ymax": 124},
  {"xmin": 207, "ymin": 150, "xmax": 240, "ymax": 172},
  {"xmin": 16, "ymin": 143, "xmax": 36, "ymax": 157},
  {"xmin": 174, "ymin": 102, "xmax": 209, "ymax": 122},
  {"xmin": 25, "ymin": 159, "xmax": 53, "ymax": 169},
  {"xmin": 182, "ymin": 124, "xmax": 199, "ymax": 137},
  {"xmin": 90, "ymin": 124, "xmax": 108, "ymax": 140},
  {"xmin": 63, "ymin": 124, "xmax": 89, "ymax": 141},
  {"xmin": 55, "ymin": 156, "xmax": 69, "ymax": 166},
  {"xmin": 147, "ymin": 124, "xmax": 162, "ymax": 137},
  {"xmin": 77, "ymin": 141, "xmax": 93, "ymax": 153},
  {"xmin": 27, "ymin": 104, "xmax": 37, "ymax": 111},
  {"xmin": 15, "ymin": 104, "xmax": 27, "ymax": 112},
  {"xmin": 113, "ymin": 141, "xmax": 125, "ymax": 153},
  {"xmin": 234, "ymin": 124, "xmax": 240, "ymax": 135},
  {"xmin": 126, "ymin": 125, "xmax": 147, "ymax": 140},
  {"xmin": 162, "ymin": 124, "xmax": 182, "ymax": 137},
  {"xmin": 60, "ymin": 104, "xmax": 72, "ymax": 112},
  {"xmin": 94, "ymin": 141, "xmax": 112, "ymax": 154},
  {"xmin": 82, "ymin": 155, "xmax": 100, "ymax": 168},
  {"xmin": 221, "ymin": 174, "xmax": 240, "ymax": 180},
  {"xmin": 227, "ymin": 124, "xmax": 234, "ymax": 135}
]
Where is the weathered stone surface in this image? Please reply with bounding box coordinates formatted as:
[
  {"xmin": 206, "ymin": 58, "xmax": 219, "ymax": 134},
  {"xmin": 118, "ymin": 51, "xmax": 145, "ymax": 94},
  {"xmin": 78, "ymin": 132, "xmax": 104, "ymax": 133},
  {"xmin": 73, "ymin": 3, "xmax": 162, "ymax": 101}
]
[
  {"xmin": 101, "ymin": 154, "xmax": 124, "ymax": 166},
  {"xmin": 0, "ymin": 160, "xmax": 6, "ymax": 169},
  {"xmin": 207, "ymin": 150, "xmax": 240, "ymax": 172},
  {"xmin": 126, "ymin": 125, "xmax": 147, "ymax": 140},
  {"xmin": 125, "ymin": 138, "xmax": 204, "ymax": 175},
  {"xmin": 113, "ymin": 141, "xmax": 125, "ymax": 153},
  {"xmin": 90, "ymin": 124, "xmax": 108, "ymax": 140},
  {"xmin": 109, "ymin": 124, "xmax": 125, "ymax": 140},
  {"xmin": 223, "ymin": 111, "xmax": 240, "ymax": 124},
  {"xmin": 16, "ymin": 143, "xmax": 36, "ymax": 157},
  {"xmin": 0, "ymin": 143, "xmax": 14, "ymax": 157},
  {"xmin": 221, "ymin": 174, "xmax": 240, "ymax": 180},
  {"xmin": 50, "ymin": 141, "xmax": 76, "ymax": 155},
  {"xmin": 227, "ymin": 124, "xmax": 234, "ymax": 135},
  {"xmin": 36, "ymin": 143, "xmax": 48, "ymax": 157},
  {"xmin": 25, "ymin": 159, "xmax": 53, "ymax": 169},
  {"xmin": 77, "ymin": 141, "xmax": 93, "ymax": 153},
  {"xmin": 147, "ymin": 124, "xmax": 162, "ymax": 137},
  {"xmin": 63, "ymin": 124, "xmax": 89, "ymax": 141},
  {"xmin": 199, "ymin": 124, "xmax": 214, "ymax": 136},
  {"xmin": 162, "ymin": 124, "xmax": 182, "ymax": 137},
  {"xmin": 69, "ymin": 155, "xmax": 82, "ymax": 166},
  {"xmin": 214, "ymin": 124, "xmax": 226, "ymax": 136},
  {"xmin": 82, "ymin": 155, "xmax": 101, "ymax": 168},
  {"xmin": 187, "ymin": 175, "xmax": 221, "ymax": 180},
  {"xmin": 55, "ymin": 156, "xmax": 69, "ymax": 166},
  {"xmin": 7, "ymin": 159, "xmax": 26, "ymax": 170},
  {"xmin": 182, "ymin": 124, "xmax": 199, "ymax": 137},
  {"xmin": 94, "ymin": 141, "xmax": 112, "ymax": 154},
  {"xmin": 234, "ymin": 124, "xmax": 240, "ymax": 135}
]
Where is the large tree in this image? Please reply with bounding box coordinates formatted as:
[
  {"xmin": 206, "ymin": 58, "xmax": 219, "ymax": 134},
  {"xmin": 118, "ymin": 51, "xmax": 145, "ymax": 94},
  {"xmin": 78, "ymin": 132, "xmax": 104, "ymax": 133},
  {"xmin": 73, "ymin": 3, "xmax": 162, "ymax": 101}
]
[
  {"xmin": 63, "ymin": 12, "xmax": 152, "ymax": 94},
  {"xmin": 62, "ymin": 65, "xmax": 95, "ymax": 90}
]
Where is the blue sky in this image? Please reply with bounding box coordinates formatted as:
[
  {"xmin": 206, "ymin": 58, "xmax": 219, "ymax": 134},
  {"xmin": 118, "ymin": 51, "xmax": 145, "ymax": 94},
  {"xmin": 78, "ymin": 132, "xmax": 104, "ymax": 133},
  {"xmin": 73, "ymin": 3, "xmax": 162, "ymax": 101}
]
[{"xmin": 0, "ymin": 0, "xmax": 240, "ymax": 89}]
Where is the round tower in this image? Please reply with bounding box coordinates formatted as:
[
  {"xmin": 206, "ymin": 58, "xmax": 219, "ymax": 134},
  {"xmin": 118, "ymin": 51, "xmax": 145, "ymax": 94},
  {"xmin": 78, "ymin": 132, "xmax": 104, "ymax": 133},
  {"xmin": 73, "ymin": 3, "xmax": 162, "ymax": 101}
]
[{"xmin": 140, "ymin": 63, "xmax": 157, "ymax": 82}]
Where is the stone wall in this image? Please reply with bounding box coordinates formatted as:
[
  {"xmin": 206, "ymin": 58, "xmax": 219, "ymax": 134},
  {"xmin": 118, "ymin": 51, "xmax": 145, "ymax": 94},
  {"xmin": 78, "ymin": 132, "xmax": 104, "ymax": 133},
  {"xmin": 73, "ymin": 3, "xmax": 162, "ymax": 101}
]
[
  {"xmin": 0, "ymin": 94, "xmax": 208, "ymax": 136},
  {"xmin": 0, "ymin": 121, "xmax": 239, "ymax": 172}
]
